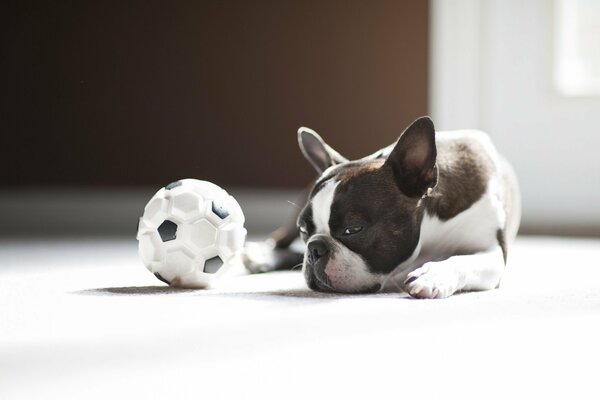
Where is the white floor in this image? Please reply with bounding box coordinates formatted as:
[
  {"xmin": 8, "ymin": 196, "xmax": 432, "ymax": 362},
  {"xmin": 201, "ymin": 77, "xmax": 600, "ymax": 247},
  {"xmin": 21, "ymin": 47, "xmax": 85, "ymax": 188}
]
[{"xmin": 1, "ymin": 236, "xmax": 600, "ymax": 399}]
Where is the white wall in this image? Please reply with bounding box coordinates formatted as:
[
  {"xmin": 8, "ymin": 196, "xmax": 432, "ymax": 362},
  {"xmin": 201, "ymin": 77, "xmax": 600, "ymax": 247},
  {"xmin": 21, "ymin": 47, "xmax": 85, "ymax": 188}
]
[{"xmin": 430, "ymin": 0, "xmax": 600, "ymax": 234}]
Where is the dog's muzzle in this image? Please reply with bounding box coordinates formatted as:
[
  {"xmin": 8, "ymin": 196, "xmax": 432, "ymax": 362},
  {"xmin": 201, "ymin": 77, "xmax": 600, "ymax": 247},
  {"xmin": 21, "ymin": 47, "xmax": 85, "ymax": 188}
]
[
  {"xmin": 307, "ymin": 239, "xmax": 329, "ymax": 267},
  {"xmin": 304, "ymin": 238, "xmax": 334, "ymax": 291},
  {"xmin": 304, "ymin": 236, "xmax": 382, "ymax": 294}
]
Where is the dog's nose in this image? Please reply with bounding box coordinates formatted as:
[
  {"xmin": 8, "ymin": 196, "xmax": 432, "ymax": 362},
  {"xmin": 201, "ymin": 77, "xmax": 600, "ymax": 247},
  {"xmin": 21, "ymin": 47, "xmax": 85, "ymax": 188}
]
[{"xmin": 307, "ymin": 240, "xmax": 329, "ymax": 265}]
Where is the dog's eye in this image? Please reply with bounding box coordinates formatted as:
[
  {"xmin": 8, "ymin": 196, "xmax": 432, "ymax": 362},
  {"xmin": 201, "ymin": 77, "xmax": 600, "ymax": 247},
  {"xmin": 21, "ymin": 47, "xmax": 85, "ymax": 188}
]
[
  {"xmin": 299, "ymin": 226, "xmax": 309, "ymax": 240},
  {"xmin": 343, "ymin": 226, "xmax": 362, "ymax": 236}
]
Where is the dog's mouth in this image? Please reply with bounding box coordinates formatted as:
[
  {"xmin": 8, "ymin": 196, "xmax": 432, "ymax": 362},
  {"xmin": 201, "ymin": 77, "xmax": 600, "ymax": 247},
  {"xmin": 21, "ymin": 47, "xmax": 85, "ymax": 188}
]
[
  {"xmin": 304, "ymin": 263, "xmax": 329, "ymax": 292},
  {"xmin": 304, "ymin": 263, "xmax": 381, "ymax": 294}
]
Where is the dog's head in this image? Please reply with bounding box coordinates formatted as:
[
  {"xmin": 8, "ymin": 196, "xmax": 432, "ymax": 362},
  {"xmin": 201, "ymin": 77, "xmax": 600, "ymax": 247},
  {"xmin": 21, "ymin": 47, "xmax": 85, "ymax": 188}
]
[{"xmin": 297, "ymin": 117, "xmax": 438, "ymax": 293}]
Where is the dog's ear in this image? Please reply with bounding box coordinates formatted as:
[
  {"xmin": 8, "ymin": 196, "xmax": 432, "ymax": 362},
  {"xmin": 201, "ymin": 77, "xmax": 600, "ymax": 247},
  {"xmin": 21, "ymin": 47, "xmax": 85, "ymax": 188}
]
[
  {"xmin": 385, "ymin": 116, "xmax": 438, "ymax": 197},
  {"xmin": 298, "ymin": 127, "xmax": 348, "ymax": 173}
]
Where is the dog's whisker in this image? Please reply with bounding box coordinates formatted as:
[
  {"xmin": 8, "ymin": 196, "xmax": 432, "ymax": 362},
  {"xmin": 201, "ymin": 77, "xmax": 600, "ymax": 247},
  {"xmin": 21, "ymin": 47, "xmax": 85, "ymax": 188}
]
[
  {"xmin": 291, "ymin": 263, "xmax": 303, "ymax": 271},
  {"xmin": 286, "ymin": 200, "xmax": 301, "ymax": 209}
]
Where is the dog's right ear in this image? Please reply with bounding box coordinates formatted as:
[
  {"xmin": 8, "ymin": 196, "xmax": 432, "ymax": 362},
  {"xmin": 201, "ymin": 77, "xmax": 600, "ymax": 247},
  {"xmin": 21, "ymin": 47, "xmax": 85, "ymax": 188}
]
[
  {"xmin": 384, "ymin": 116, "xmax": 438, "ymax": 198},
  {"xmin": 298, "ymin": 127, "xmax": 348, "ymax": 173}
]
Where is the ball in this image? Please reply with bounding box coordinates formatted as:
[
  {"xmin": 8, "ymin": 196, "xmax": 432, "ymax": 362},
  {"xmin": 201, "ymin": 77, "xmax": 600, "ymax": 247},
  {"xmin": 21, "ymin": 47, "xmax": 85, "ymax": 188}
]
[{"xmin": 136, "ymin": 179, "xmax": 246, "ymax": 288}]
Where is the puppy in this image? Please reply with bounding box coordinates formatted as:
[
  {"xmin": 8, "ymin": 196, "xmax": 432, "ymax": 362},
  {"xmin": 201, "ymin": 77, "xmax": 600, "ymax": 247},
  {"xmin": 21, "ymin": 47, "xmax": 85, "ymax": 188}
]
[{"xmin": 244, "ymin": 116, "xmax": 520, "ymax": 298}]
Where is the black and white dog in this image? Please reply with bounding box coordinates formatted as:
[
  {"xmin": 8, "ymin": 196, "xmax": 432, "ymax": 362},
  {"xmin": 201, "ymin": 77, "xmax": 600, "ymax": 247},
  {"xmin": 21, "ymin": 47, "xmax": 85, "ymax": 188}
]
[{"xmin": 244, "ymin": 117, "xmax": 520, "ymax": 299}]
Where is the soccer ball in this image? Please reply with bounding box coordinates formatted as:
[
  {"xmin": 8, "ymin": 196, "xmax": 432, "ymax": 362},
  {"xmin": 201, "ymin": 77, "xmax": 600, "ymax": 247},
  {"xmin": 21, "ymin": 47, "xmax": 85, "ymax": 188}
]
[{"xmin": 136, "ymin": 179, "xmax": 247, "ymax": 288}]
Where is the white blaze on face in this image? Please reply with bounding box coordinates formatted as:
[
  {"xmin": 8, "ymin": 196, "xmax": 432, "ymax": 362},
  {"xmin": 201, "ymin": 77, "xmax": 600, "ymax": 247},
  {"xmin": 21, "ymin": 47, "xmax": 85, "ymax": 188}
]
[
  {"xmin": 305, "ymin": 179, "xmax": 383, "ymax": 293},
  {"xmin": 310, "ymin": 180, "xmax": 338, "ymax": 235}
]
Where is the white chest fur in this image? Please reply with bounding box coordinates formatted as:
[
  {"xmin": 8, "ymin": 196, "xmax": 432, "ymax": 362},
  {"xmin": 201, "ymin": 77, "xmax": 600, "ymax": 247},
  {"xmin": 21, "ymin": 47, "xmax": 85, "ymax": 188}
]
[{"xmin": 419, "ymin": 176, "xmax": 505, "ymax": 263}]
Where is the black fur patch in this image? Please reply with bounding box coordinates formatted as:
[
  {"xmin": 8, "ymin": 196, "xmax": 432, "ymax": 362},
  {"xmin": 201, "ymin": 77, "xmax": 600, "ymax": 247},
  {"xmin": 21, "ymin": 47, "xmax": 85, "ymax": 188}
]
[
  {"xmin": 328, "ymin": 164, "xmax": 422, "ymax": 275},
  {"xmin": 425, "ymin": 137, "xmax": 494, "ymax": 220}
]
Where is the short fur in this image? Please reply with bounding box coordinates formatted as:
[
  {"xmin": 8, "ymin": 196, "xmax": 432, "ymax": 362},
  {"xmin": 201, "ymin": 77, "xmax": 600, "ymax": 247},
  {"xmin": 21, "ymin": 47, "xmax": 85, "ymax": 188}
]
[{"xmin": 243, "ymin": 117, "xmax": 521, "ymax": 299}]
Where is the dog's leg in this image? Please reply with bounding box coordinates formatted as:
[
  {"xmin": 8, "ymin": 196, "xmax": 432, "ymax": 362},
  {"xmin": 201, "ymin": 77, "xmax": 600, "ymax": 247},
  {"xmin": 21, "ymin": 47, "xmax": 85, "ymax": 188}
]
[
  {"xmin": 242, "ymin": 186, "xmax": 310, "ymax": 273},
  {"xmin": 403, "ymin": 247, "xmax": 505, "ymax": 299}
]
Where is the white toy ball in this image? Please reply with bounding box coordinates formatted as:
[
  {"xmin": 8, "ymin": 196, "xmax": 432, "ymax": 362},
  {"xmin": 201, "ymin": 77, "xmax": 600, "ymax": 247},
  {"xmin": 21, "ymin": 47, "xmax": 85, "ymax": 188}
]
[{"xmin": 136, "ymin": 179, "xmax": 246, "ymax": 288}]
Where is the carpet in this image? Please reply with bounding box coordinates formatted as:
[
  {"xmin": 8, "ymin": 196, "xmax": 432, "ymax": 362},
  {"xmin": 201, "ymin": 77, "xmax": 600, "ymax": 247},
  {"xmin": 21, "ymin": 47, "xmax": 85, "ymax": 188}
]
[{"xmin": 1, "ymin": 236, "xmax": 599, "ymax": 399}]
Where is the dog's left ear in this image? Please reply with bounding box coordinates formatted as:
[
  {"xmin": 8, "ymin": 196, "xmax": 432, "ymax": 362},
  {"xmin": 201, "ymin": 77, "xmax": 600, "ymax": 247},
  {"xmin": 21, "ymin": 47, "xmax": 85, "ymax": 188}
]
[
  {"xmin": 385, "ymin": 116, "xmax": 438, "ymax": 197},
  {"xmin": 298, "ymin": 127, "xmax": 348, "ymax": 173}
]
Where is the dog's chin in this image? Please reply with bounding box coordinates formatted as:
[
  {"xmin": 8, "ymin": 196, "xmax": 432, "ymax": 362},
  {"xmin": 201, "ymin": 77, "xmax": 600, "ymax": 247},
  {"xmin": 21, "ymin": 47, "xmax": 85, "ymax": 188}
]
[{"xmin": 304, "ymin": 264, "xmax": 381, "ymax": 294}]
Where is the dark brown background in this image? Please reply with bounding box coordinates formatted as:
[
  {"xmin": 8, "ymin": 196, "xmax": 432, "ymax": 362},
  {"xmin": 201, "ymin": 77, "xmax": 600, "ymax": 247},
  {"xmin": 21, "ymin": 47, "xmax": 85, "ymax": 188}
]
[{"xmin": 1, "ymin": 0, "xmax": 428, "ymax": 188}]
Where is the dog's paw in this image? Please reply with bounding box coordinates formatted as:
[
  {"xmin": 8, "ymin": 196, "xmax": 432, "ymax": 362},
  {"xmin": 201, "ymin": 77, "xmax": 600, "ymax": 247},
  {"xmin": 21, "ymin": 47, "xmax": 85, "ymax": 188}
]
[
  {"xmin": 242, "ymin": 241, "xmax": 277, "ymax": 273},
  {"xmin": 242, "ymin": 241, "xmax": 304, "ymax": 274},
  {"xmin": 403, "ymin": 264, "xmax": 460, "ymax": 299}
]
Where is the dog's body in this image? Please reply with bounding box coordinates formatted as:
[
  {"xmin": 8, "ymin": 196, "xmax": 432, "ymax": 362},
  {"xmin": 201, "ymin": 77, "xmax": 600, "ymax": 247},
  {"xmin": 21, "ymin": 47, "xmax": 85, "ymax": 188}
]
[{"xmin": 244, "ymin": 117, "xmax": 520, "ymax": 299}]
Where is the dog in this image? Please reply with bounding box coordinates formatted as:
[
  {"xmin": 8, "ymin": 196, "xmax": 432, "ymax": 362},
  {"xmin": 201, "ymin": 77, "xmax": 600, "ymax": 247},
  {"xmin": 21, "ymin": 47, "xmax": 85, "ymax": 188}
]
[{"xmin": 243, "ymin": 116, "xmax": 520, "ymax": 298}]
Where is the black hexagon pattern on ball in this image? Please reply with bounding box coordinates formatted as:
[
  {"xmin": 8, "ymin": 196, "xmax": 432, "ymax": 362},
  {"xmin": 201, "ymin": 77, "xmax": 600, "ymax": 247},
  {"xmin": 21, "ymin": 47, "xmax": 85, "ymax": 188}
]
[
  {"xmin": 158, "ymin": 220, "xmax": 177, "ymax": 242},
  {"xmin": 154, "ymin": 272, "xmax": 170, "ymax": 285},
  {"xmin": 204, "ymin": 256, "xmax": 224, "ymax": 274},
  {"xmin": 165, "ymin": 180, "xmax": 182, "ymax": 190},
  {"xmin": 211, "ymin": 200, "xmax": 229, "ymax": 219}
]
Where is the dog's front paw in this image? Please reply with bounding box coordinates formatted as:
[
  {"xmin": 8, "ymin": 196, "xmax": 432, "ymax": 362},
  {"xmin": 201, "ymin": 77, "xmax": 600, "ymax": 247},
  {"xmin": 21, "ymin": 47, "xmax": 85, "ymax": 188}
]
[
  {"xmin": 242, "ymin": 241, "xmax": 304, "ymax": 274},
  {"xmin": 403, "ymin": 264, "xmax": 460, "ymax": 299}
]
